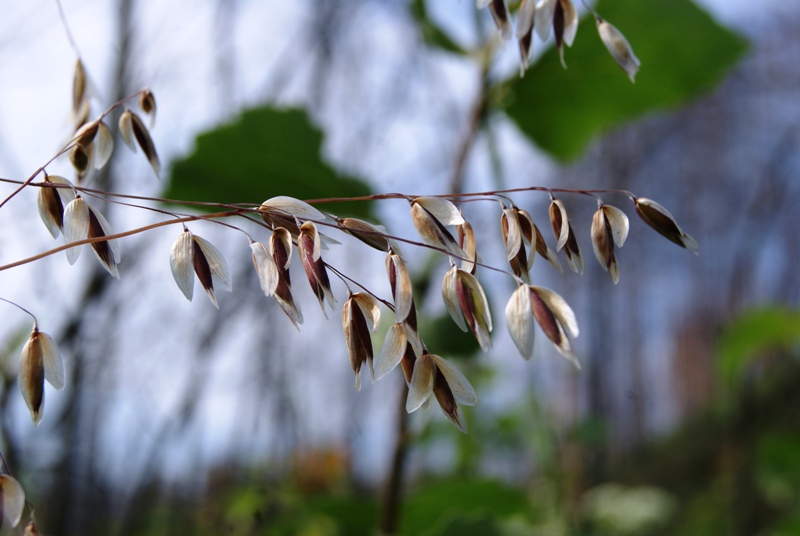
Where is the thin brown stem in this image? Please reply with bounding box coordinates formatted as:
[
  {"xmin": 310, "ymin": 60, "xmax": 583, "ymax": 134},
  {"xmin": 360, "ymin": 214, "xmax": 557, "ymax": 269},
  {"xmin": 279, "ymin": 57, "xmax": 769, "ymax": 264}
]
[
  {"xmin": 0, "ymin": 210, "xmax": 248, "ymax": 272},
  {"xmin": 378, "ymin": 378, "xmax": 410, "ymax": 535}
]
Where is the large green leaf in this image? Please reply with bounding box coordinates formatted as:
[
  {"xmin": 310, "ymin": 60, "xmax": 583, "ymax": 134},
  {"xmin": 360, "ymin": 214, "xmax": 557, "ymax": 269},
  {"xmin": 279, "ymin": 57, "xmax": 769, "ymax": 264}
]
[
  {"xmin": 716, "ymin": 307, "xmax": 800, "ymax": 386},
  {"xmin": 402, "ymin": 478, "xmax": 529, "ymax": 535},
  {"xmin": 166, "ymin": 107, "xmax": 373, "ymax": 218},
  {"xmin": 503, "ymin": 0, "xmax": 747, "ymax": 161}
]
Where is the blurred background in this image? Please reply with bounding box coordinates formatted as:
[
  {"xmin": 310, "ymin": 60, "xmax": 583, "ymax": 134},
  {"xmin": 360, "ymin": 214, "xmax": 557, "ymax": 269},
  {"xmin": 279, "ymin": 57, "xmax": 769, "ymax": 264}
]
[{"xmin": 0, "ymin": 0, "xmax": 799, "ymax": 535}]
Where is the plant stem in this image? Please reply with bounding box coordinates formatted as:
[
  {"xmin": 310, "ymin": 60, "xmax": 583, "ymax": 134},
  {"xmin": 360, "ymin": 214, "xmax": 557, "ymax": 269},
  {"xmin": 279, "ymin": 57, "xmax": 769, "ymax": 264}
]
[{"xmin": 378, "ymin": 377, "xmax": 410, "ymax": 535}]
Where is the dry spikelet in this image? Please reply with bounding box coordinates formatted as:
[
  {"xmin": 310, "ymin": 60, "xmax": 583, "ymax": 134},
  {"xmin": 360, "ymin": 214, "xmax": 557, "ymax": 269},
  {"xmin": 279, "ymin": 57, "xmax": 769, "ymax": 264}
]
[
  {"xmin": 169, "ymin": 230, "xmax": 232, "ymax": 308},
  {"xmin": 590, "ymin": 204, "xmax": 629, "ymax": 284},
  {"xmin": 119, "ymin": 109, "xmax": 161, "ymax": 177},
  {"xmin": 549, "ymin": 198, "xmax": 583, "ymax": 273},
  {"xmin": 72, "ymin": 59, "xmax": 87, "ymax": 116},
  {"xmin": 386, "ymin": 251, "xmax": 412, "ymax": 323},
  {"xmin": 596, "ymin": 17, "xmax": 640, "ymax": 83},
  {"xmin": 406, "ymin": 353, "xmax": 476, "ymax": 432},
  {"xmin": 339, "ymin": 217, "xmax": 396, "ymax": 252},
  {"xmin": 37, "ymin": 175, "xmax": 76, "ymax": 238},
  {"xmin": 342, "ymin": 293, "xmax": 380, "ymax": 390},
  {"xmin": 516, "ymin": 0, "xmax": 536, "ymax": 76},
  {"xmin": 269, "ymin": 228, "xmax": 303, "ymax": 327},
  {"xmin": 139, "ymin": 87, "xmax": 157, "ymax": 127},
  {"xmin": 634, "ymin": 197, "xmax": 698, "ymax": 253},
  {"xmin": 410, "ymin": 198, "xmax": 467, "ymax": 259},
  {"xmin": 298, "ymin": 222, "xmax": 335, "ymax": 315},
  {"xmin": 0, "ymin": 474, "xmax": 25, "ymax": 527},
  {"xmin": 19, "ymin": 326, "xmax": 65, "ymax": 426}
]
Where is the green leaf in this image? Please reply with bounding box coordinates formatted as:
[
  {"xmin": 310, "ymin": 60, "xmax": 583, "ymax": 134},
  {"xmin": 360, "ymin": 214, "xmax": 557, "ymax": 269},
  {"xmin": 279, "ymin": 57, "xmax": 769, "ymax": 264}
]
[
  {"xmin": 716, "ymin": 307, "xmax": 800, "ymax": 386},
  {"xmin": 503, "ymin": 0, "xmax": 747, "ymax": 161},
  {"xmin": 403, "ymin": 478, "xmax": 529, "ymax": 535},
  {"xmin": 166, "ymin": 107, "xmax": 373, "ymax": 218},
  {"xmin": 410, "ymin": 0, "xmax": 466, "ymax": 55}
]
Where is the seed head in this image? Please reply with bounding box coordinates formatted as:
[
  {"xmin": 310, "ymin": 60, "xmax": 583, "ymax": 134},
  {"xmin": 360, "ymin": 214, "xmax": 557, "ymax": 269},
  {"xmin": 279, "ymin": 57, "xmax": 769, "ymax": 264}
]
[
  {"xmin": 590, "ymin": 204, "xmax": 629, "ymax": 284},
  {"xmin": 19, "ymin": 326, "xmax": 65, "ymax": 426},
  {"xmin": 0, "ymin": 474, "xmax": 25, "ymax": 527},
  {"xmin": 596, "ymin": 17, "xmax": 640, "ymax": 83},
  {"xmin": 119, "ymin": 109, "xmax": 160, "ymax": 177},
  {"xmin": 634, "ymin": 197, "xmax": 698, "ymax": 253},
  {"xmin": 170, "ymin": 230, "xmax": 232, "ymax": 308}
]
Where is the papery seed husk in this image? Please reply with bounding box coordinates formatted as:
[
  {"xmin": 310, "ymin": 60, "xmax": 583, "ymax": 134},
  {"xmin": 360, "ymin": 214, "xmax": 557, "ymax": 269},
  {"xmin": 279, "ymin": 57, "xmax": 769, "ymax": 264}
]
[
  {"xmin": 458, "ymin": 221, "xmax": 478, "ymax": 274},
  {"xmin": 262, "ymin": 196, "xmax": 329, "ymax": 224},
  {"xmin": 351, "ymin": 292, "xmax": 380, "ymax": 332},
  {"xmin": 406, "ymin": 353, "xmax": 435, "ymax": 413},
  {"xmin": 299, "ymin": 230, "xmax": 335, "ymax": 313},
  {"xmin": 506, "ymin": 285, "xmax": 534, "ymax": 359},
  {"xmin": 193, "ymin": 234, "xmax": 232, "ymax": 301},
  {"xmin": 549, "ymin": 199, "xmax": 570, "ymax": 251},
  {"xmin": 564, "ymin": 227, "xmax": 584, "ymax": 274},
  {"xmin": 401, "ymin": 302, "xmax": 424, "ymax": 357},
  {"xmin": 597, "ymin": 18, "xmax": 640, "ymax": 83},
  {"xmin": 0, "ymin": 474, "xmax": 25, "ymax": 528},
  {"xmin": 410, "ymin": 203, "xmax": 467, "ymax": 259},
  {"xmin": 635, "ymin": 198, "xmax": 698, "ymax": 252},
  {"xmin": 119, "ymin": 110, "xmax": 136, "ymax": 152},
  {"xmin": 400, "ymin": 344, "xmax": 416, "ymax": 384},
  {"xmin": 386, "ymin": 253, "xmax": 412, "ymax": 323},
  {"xmin": 429, "ymin": 354, "xmax": 477, "ymax": 406},
  {"xmin": 139, "ymin": 87, "xmax": 157, "ymax": 126},
  {"xmin": 64, "ymin": 197, "xmax": 90, "ymax": 264},
  {"xmin": 529, "ymin": 289, "xmax": 561, "ymax": 346},
  {"xmin": 442, "ymin": 265, "xmax": 468, "ymax": 332},
  {"xmin": 87, "ymin": 205, "xmax": 121, "ymax": 278},
  {"xmin": 535, "ymin": 0, "xmax": 556, "ymax": 40},
  {"xmin": 413, "ymin": 197, "xmax": 465, "ymax": 226},
  {"xmin": 531, "ymin": 286, "xmax": 578, "ymax": 337},
  {"xmin": 170, "ymin": 231, "xmax": 195, "ymax": 301},
  {"xmin": 561, "ymin": 0, "xmax": 578, "ymax": 47},
  {"xmin": 273, "ymin": 279, "xmax": 303, "ymax": 329},
  {"xmin": 192, "ymin": 239, "xmax": 217, "ymax": 307},
  {"xmin": 270, "ymin": 228, "xmax": 293, "ymax": 270},
  {"xmin": 603, "ymin": 205, "xmax": 630, "ymax": 248},
  {"xmin": 502, "ymin": 208, "xmax": 522, "ymax": 262},
  {"xmin": 38, "ymin": 183, "xmax": 63, "ymax": 237},
  {"xmin": 432, "ymin": 370, "xmax": 466, "ymax": 432},
  {"xmin": 129, "ymin": 111, "xmax": 161, "ymax": 177},
  {"xmin": 374, "ymin": 324, "xmax": 407, "ymax": 381},
  {"xmin": 509, "ymin": 242, "xmax": 530, "ymax": 283},
  {"xmin": 20, "ymin": 331, "xmax": 45, "ymax": 425},
  {"xmin": 74, "ymin": 121, "xmax": 98, "ymax": 146},
  {"xmin": 36, "ymin": 330, "xmax": 65, "ymax": 390},
  {"xmin": 591, "ymin": 209, "xmax": 612, "ymax": 271},
  {"xmin": 343, "ymin": 299, "xmax": 374, "ymax": 390},
  {"xmin": 251, "ymin": 242, "xmax": 279, "ymax": 297},
  {"xmin": 72, "ymin": 59, "xmax": 86, "ymax": 114},
  {"xmin": 70, "ymin": 144, "xmax": 90, "ymax": 176},
  {"xmin": 93, "ymin": 121, "xmax": 114, "ymax": 169},
  {"xmin": 456, "ymin": 270, "xmax": 492, "ymax": 352},
  {"xmin": 517, "ymin": 0, "xmax": 536, "ymax": 39},
  {"xmin": 299, "ymin": 221, "xmax": 322, "ymax": 262},
  {"xmin": 534, "ymin": 223, "xmax": 563, "ymax": 273},
  {"xmin": 340, "ymin": 218, "xmax": 391, "ymax": 252},
  {"xmin": 488, "ymin": 0, "xmax": 513, "ymax": 40}
]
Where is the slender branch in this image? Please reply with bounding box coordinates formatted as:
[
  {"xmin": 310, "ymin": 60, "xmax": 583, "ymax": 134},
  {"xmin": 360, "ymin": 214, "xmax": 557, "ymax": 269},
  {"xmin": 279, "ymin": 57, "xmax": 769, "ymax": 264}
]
[
  {"xmin": 0, "ymin": 210, "xmax": 248, "ymax": 272},
  {"xmin": 56, "ymin": 0, "xmax": 82, "ymax": 59},
  {"xmin": 378, "ymin": 378, "xmax": 410, "ymax": 535}
]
